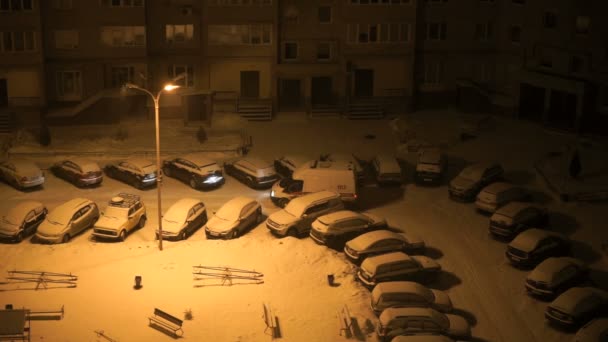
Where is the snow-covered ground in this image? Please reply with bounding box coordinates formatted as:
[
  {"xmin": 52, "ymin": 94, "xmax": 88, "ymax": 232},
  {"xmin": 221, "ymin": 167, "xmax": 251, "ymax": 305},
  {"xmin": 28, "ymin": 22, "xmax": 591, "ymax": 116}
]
[{"xmin": 1, "ymin": 109, "xmax": 607, "ymax": 342}]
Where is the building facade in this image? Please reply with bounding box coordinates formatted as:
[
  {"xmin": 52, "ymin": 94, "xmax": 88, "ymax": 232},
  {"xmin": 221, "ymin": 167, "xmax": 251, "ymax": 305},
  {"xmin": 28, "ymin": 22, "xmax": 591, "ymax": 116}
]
[{"xmin": 0, "ymin": 0, "xmax": 606, "ymax": 133}]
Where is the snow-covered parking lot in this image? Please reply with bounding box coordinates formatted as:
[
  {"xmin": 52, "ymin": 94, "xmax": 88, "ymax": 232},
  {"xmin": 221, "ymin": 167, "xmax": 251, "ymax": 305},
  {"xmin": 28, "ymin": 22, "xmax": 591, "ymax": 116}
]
[{"xmin": 1, "ymin": 110, "xmax": 607, "ymax": 341}]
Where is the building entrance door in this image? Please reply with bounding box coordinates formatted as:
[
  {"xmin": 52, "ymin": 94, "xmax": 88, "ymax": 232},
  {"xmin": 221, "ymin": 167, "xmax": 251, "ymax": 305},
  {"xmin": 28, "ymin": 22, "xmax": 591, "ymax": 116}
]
[
  {"xmin": 0, "ymin": 79, "xmax": 8, "ymax": 107},
  {"xmin": 354, "ymin": 69, "xmax": 373, "ymax": 98},
  {"xmin": 279, "ymin": 79, "xmax": 302, "ymax": 109},
  {"xmin": 311, "ymin": 77, "xmax": 332, "ymax": 105},
  {"xmin": 240, "ymin": 71, "xmax": 259, "ymax": 98}
]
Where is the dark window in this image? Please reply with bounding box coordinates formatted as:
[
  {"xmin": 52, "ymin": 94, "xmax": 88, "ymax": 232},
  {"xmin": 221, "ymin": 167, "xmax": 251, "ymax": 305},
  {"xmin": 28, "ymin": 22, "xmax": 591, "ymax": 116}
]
[
  {"xmin": 575, "ymin": 16, "xmax": 590, "ymax": 35},
  {"xmin": 284, "ymin": 42, "xmax": 298, "ymax": 59},
  {"xmin": 510, "ymin": 26, "xmax": 521, "ymax": 43},
  {"xmin": 369, "ymin": 25, "xmax": 378, "ymax": 42},
  {"xmin": 317, "ymin": 43, "xmax": 330, "ymax": 60},
  {"xmin": 570, "ymin": 56, "xmax": 584, "ymax": 73},
  {"xmin": 318, "ymin": 6, "xmax": 331, "ymax": 23},
  {"xmin": 512, "ymin": 0, "xmax": 524, "ymax": 4},
  {"xmin": 544, "ymin": 11, "xmax": 557, "ymax": 29}
]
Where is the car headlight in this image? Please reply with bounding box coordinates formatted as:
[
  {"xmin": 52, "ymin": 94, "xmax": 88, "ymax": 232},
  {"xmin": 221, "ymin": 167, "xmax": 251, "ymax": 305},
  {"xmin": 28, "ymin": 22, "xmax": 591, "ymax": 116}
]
[
  {"xmin": 270, "ymin": 190, "xmax": 275, "ymax": 197},
  {"xmin": 203, "ymin": 175, "xmax": 223, "ymax": 184}
]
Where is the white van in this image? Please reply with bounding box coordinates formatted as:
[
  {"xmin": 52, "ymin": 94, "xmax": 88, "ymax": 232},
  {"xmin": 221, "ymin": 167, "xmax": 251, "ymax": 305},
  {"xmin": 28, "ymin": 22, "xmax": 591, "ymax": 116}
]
[
  {"xmin": 475, "ymin": 182, "xmax": 529, "ymax": 213},
  {"xmin": 270, "ymin": 160, "xmax": 357, "ymax": 208},
  {"xmin": 266, "ymin": 190, "xmax": 344, "ymax": 238}
]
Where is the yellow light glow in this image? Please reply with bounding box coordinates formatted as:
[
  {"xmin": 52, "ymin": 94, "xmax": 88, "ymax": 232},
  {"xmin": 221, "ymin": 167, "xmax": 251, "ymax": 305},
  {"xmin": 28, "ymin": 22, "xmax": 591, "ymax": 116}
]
[{"xmin": 164, "ymin": 84, "xmax": 180, "ymax": 91}]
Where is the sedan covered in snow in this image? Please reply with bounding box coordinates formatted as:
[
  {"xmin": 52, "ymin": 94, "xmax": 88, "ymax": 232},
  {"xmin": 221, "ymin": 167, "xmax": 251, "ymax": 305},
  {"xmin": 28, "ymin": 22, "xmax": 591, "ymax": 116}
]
[
  {"xmin": 204, "ymin": 196, "xmax": 262, "ymax": 239},
  {"xmin": 159, "ymin": 198, "xmax": 207, "ymax": 240},
  {"xmin": 163, "ymin": 154, "xmax": 224, "ymax": 190},
  {"xmin": 376, "ymin": 307, "xmax": 471, "ymax": 341},
  {"xmin": 104, "ymin": 158, "xmax": 157, "ymax": 189},
  {"xmin": 51, "ymin": 159, "xmax": 103, "ymax": 187},
  {"xmin": 545, "ymin": 287, "xmax": 608, "ymax": 330},
  {"xmin": 35, "ymin": 198, "xmax": 99, "ymax": 244},
  {"xmin": 0, "ymin": 201, "xmax": 47, "ymax": 242},
  {"xmin": 310, "ymin": 210, "xmax": 387, "ymax": 248},
  {"xmin": 489, "ymin": 201, "xmax": 549, "ymax": 240},
  {"xmin": 357, "ymin": 252, "xmax": 441, "ymax": 289},
  {"xmin": 371, "ymin": 281, "xmax": 453, "ymax": 315},
  {"xmin": 224, "ymin": 157, "xmax": 279, "ymax": 189},
  {"xmin": 506, "ymin": 228, "xmax": 571, "ymax": 268},
  {"xmin": 525, "ymin": 257, "xmax": 588, "ymax": 299},
  {"xmin": 372, "ymin": 154, "xmax": 403, "ymax": 186},
  {"xmin": 0, "ymin": 159, "xmax": 45, "ymax": 190},
  {"xmin": 448, "ymin": 161, "xmax": 503, "ymax": 201},
  {"xmin": 344, "ymin": 230, "xmax": 426, "ymax": 264}
]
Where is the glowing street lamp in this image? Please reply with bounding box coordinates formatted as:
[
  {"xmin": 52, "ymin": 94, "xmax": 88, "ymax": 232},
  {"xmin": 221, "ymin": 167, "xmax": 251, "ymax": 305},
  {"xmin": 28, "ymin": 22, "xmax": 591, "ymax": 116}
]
[{"xmin": 124, "ymin": 81, "xmax": 180, "ymax": 251}]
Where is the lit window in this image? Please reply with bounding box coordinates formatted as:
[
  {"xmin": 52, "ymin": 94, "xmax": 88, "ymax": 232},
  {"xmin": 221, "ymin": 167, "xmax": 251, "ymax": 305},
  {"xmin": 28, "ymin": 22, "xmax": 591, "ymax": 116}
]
[
  {"xmin": 208, "ymin": 24, "xmax": 271, "ymax": 45},
  {"xmin": 166, "ymin": 24, "xmax": 194, "ymax": 43},
  {"xmin": 101, "ymin": 26, "xmax": 145, "ymax": 47},
  {"xmin": 168, "ymin": 65, "xmax": 194, "ymax": 87},
  {"xmin": 54, "ymin": 30, "xmax": 79, "ymax": 49}
]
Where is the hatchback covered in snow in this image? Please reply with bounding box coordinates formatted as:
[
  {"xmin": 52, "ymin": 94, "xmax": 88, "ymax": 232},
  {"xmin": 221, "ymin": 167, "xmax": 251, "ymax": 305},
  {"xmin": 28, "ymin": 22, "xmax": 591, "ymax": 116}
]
[
  {"xmin": 573, "ymin": 317, "xmax": 608, "ymax": 342},
  {"xmin": 371, "ymin": 281, "xmax": 453, "ymax": 315},
  {"xmin": 51, "ymin": 159, "xmax": 103, "ymax": 187},
  {"xmin": 104, "ymin": 158, "xmax": 157, "ymax": 189},
  {"xmin": 0, "ymin": 201, "xmax": 47, "ymax": 242},
  {"xmin": 0, "ymin": 159, "xmax": 45, "ymax": 190},
  {"xmin": 158, "ymin": 198, "xmax": 207, "ymax": 240},
  {"xmin": 224, "ymin": 157, "xmax": 279, "ymax": 189},
  {"xmin": 414, "ymin": 147, "xmax": 447, "ymax": 185},
  {"xmin": 163, "ymin": 154, "xmax": 224, "ymax": 189},
  {"xmin": 489, "ymin": 202, "xmax": 549, "ymax": 240},
  {"xmin": 448, "ymin": 161, "xmax": 503, "ymax": 201},
  {"xmin": 376, "ymin": 307, "xmax": 471, "ymax": 341},
  {"xmin": 357, "ymin": 252, "xmax": 440, "ymax": 289},
  {"xmin": 266, "ymin": 190, "xmax": 343, "ymax": 237},
  {"xmin": 475, "ymin": 182, "xmax": 530, "ymax": 213},
  {"xmin": 525, "ymin": 257, "xmax": 587, "ymax": 299},
  {"xmin": 344, "ymin": 230, "xmax": 426, "ymax": 264},
  {"xmin": 274, "ymin": 154, "xmax": 309, "ymax": 178},
  {"xmin": 310, "ymin": 210, "xmax": 387, "ymax": 248},
  {"xmin": 35, "ymin": 198, "xmax": 99, "ymax": 244},
  {"xmin": 506, "ymin": 228, "xmax": 570, "ymax": 268},
  {"xmin": 92, "ymin": 193, "xmax": 147, "ymax": 241},
  {"xmin": 204, "ymin": 196, "xmax": 262, "ymax": 239},
  {"xmin": 545, "ymin": 287, "xmax": 608, "ymax": 330},
  {"xmin": 372, "ymin": 155, "xmax": 403, "ymax": 186}
]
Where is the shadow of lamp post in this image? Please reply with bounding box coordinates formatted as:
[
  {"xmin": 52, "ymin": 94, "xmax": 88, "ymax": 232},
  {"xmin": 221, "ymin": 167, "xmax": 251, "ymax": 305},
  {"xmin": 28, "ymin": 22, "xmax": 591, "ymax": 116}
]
[{"xmin": 123, "ymin": 82, "xmax": 180, "ymax": 251}]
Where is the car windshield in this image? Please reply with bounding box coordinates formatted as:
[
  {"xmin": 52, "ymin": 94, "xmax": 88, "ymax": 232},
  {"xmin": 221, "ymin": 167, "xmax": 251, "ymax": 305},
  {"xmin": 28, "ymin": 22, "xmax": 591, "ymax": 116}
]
[
  {"xmin": 459, "ymin": 166, "xmax": 483, "ymax": 181},
  {"xmin": 103, "ymin": 206, "xmax": 128, "ymax": 219},
  {"xmin": 215, "ymin": 204, "xmax": 239, "ymax": 221},
  {"xmin": 279, "ymin": 177, "xmax": 293, "ymax": 188}
]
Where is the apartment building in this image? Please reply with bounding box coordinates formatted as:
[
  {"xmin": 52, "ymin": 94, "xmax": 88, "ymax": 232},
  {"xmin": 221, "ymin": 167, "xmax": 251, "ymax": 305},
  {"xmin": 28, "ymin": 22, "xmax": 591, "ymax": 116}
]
[
  {"xmin": 0, "ymin": 0, "xmax": 44, "ymax": 127},
  {"xmin": 1, "ymin": 0, "xmax": 606, "ymax": 133}
]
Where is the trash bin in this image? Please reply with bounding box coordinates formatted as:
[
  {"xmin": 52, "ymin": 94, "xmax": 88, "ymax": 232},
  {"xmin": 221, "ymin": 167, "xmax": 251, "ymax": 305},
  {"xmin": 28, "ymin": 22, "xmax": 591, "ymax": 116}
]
[
  {"xmin": 134, "ymin": 275, "xmax": 142, "ymax": 289},
  {"xmin": 327, "ymin": 274, "xmax": 335, "ymax": 286}
]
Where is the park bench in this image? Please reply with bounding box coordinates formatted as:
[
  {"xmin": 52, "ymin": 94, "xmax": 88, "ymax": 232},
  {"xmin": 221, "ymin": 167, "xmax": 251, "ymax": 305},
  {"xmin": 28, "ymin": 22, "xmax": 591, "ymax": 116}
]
[{"xmin": 148, "ymin": 308, "xmax": 183, "ymax": 337}]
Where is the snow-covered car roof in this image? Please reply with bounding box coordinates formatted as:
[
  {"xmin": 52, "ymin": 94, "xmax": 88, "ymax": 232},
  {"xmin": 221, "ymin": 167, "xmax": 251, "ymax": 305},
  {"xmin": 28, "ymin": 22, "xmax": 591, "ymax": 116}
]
[
  {"xmin": 362, "ymin": 251, "xmax": 410, "ymax": 270},
  {"xmin": 480, "ymin": 182, "xmax": 515, "ymax": 195},
  {"xmin": 347, "ymin": 230, "xmax": 407, "ymax": 249},
  {"xmin": 215, "ymin": 196, "xmax": 255, "ymax": 221},
  {"xmin": 3, "ymin": 201, "xmax": 44, "ymax": 225},
  {"xmin": 493, "ymin": 201, "xmax": 536, "ymax": 218},
  {"xmin": 276, "ymin": 155, "xmax": 310, "ymax": 169},
  {"xmin": 3, "ymin": 159, "xmax": 41, "ymax": 173},
  {"xmin": 237, "ymin": 157, "xmax": 272, "ymax": 170},
  {"xmin": 379, "ymin": 307, "xmax": 448, "ymax": 328},
  {"xmin": 459, "ymin": 161, "xmax": 499, "ymax": 180},
  {"xmin": 284, "ymin": 191, "xmax": 339, "ymax": 217},
  {"xmin": 528, "ymin": 257, "xmax": 585, "ymax": 284},
  {"xmin": 164, "ymin": 198, "xmax": 202, "ymax": 223},
  {"xmin": 418, "ymin": 148, "xmax": 443, "ymax": 164},
  {"xmin": 549, "ymin": 287, "xmax": 608, "ymax": 317},
  {"xmin": 182, "ymin": 154, "xmax": 218, "ymax": 168},
  {"xmin": 65, "ymin": 159, "xmax": 101, "ymax": 173},
  {"xmin": 125, "ymin": 158, "xmax": 156, "ymax": 171},
  {"xmin": 509, "ymin": 228, "xmax": 566, "ymax": 252},
  {"xmin": 317, "ymin": 210, "xmax": 360, "ymax": 224},
  {"xmin": 374, "ymin": 155, "xmax": 401, "ymax": 173},
  {"xmin": 391, "ymin": 334, "xmax": 455, "ymax": 342},
  {"xmin": 373, "ymin": 281, "xmax": 433, "ymax": 301},
  {"xmin": 47, "ymin": 198, "xmax": 93, "ymax": 225}
]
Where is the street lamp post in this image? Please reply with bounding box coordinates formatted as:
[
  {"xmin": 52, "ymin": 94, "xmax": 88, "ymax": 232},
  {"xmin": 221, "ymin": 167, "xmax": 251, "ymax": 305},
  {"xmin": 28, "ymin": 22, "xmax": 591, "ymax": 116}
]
[{"xmin": 124, "ymin": 83, "xmax": 179, "ymax": 251}]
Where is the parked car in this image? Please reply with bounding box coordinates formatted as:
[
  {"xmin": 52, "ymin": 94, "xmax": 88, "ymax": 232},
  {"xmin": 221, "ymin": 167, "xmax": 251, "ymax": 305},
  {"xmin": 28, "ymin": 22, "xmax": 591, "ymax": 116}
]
[
  {"xmin": 414, "ymin": 147, "xmax": 447, "ymax": 185},
  {"xmin": 390, "ymin": 336, "xmax": 456, "ymax": 342},
  {"xmin": 525, "ymin": 257, "xmax": 588, "ymax": 299},
  {"xmin": 371, "ymin": 281, "xmax": 453, "ymax": 315},
  {"xmin": 158, "ymin": 198, "xmax": 207, "ymax": 240},
  {"xmin": 274, "ymin": 154, "xmax": 309, "ymax": 178},
  {"xmin": 545, "ymin": 287, "xmax": 608, "ymax": 330},
  {"xmin": 448, "ymin": 161, "xmax": 503, "ymax": 201},
  {"xmin": 376, "ymin": 307, "xmax": 471, "ymax": 341},
  {"xmin": 372, "ymin": 155, "xmax": 403, "ymax": 186},
  {"xmin": 204, "ymin": 196, "xmax": 262, "ymax": 239},
  {"xmin": 475, "ymin": 182, "xmax": 530, "ymax": 213},
  {"xmin": 0, "ymin": 159, "xmax": 45, "ymax": 190},
  {"xmin": 50, "ymin": 159, "xmax": 103, "ymax": 187},
  {"xmin": 357, "ymin": 252, "xmax": 441, "ymax": 289},
  {"xmin": 0, "ymin": 201, "xmax": 47, "ymax": 242},
  {"xmin": 489, "ymin": 202, "xmax": 549, "ymax": 240},
  {"xmin": 162, "ymin": 154, "xmax": 224, "ymax": 189},
  {"xmin": 104, "ymin": 158, "xmax": 157, "ymax": 189},
  {"xmin": 266, "ymin": 190, "xmax": 344, "ymax": 238},
  {"xmin": 224, "ymin": 157, "xmax": 279, "ymax": 189},
  {"xmin": 310, "ymin": 210, "xmax": 387, "ymax": 248},
  {"xmin": 92, "ymin": 193, "xmax": 147, "ymax": 241},
  {"xmin": 344, "ymin": 230, "xmax": 426, "ymax": 264},
  {"xmin": 506, "ymin": 228, "xmax": 571, "ymax": 268},
  {"xmin": 573, "ymin": 317, "xmax": 608, "ymax": 342},
  {"xmin": 35, "ymin": 198, "xmax": 99, "ymax": 244}
]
